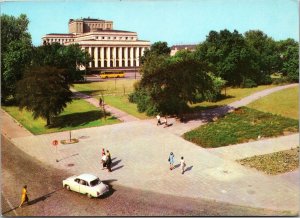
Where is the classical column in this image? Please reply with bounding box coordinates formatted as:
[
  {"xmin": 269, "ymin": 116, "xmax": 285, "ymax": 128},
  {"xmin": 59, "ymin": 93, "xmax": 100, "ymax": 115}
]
[
  {"xmin": 112, "ymin": 47, "xmax": 117, "ymax": 67},
  {"xmin": 118, "ymin": 47, "xmax": 123, "ymax": 67},
  {"xmin": 141, "ymin": 47, "xmax": 145, "ymax": 56},
  {"xmin": 94, "ymin": 47, "xmax": 98, "ymax": 68},
  {"xmin": 100, "ymin": 47, "xmax": 104, "ymax": 68},
  {"xmin": 124, "ymin": 47, "xmax": 128, "ymax": 67},
  {"xmin": 130, "ymin": 47, "xmax": 134, "ymax": 67},
  {"xmin": 135, "ymin": 47, "xmax": 140, "ymax": 67},
  {"xmin": 88, "ymin": 47, "xmax": 92, "ymax": 67},
  {"xmin": 107, "ymin": 47, "xmax": 111, "ymax": 68}
]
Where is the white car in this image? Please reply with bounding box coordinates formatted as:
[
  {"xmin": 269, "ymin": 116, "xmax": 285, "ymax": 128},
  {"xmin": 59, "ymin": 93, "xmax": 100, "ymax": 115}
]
[{"xmin": 63, "ymin": 173, "xmax": 109, "ymax": 198}]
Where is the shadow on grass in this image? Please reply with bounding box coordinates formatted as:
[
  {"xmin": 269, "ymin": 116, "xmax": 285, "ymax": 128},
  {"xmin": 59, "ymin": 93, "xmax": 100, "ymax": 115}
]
[
  {"xmin": 76, "ymin": 89, "xmax": 107, "ymax": 97},
  {"xmin": 49, "ymin": 110, "xmax": 113, "ymax": 129}
]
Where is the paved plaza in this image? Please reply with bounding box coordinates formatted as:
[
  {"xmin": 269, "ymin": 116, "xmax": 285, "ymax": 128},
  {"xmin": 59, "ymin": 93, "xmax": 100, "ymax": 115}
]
[{"xmin": 2, "ymin": 83, "xmax": 299, "ymax": 214}]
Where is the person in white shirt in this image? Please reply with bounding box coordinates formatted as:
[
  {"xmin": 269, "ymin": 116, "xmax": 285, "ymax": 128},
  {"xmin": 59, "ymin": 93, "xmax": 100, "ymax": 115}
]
[
  {"xmin": 156, "ymin": 114, "xmax": 161, "ymax": 126},
  {"xmin": 101, "ymin": 154, "xmax": 107, "ymax": 170}
]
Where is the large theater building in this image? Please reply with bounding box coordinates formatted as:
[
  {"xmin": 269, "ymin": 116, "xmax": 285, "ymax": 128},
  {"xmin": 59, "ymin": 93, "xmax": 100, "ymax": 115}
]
[{"xmin": 42, "ymin": 18, "xmax": 151, "ymax": 72}]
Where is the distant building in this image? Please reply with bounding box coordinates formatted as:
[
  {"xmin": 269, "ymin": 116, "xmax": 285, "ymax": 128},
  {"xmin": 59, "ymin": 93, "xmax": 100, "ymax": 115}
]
[
  {"xmin": 42, "ymin": 18, "xmax": 151, "ymax": 71},
  {"xmin": 170, "ymin": 44, "xmax": 197, "ymax": 56}
]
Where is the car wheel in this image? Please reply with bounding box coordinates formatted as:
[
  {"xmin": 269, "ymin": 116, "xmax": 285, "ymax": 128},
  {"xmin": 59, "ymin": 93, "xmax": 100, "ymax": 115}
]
[
  {"xmin": 87, "ymin": 193, "xmax": 93, "ymax": 198},
  {"xmin": 105, "ymin": 76, "xmax": 108, "ymax": 79},
  {"xmin": 65, "ymin": 185, "xmax": 71, "ymax": 191}
]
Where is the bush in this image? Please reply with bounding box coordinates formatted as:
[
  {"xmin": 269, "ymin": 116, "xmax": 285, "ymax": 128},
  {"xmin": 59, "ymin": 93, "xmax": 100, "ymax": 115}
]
[
  {"xmin": 272, "ymin": 76, "xmax": 290, "ymax": 85},
  {"xmin": 260, "ymin": 75, "xmax": 272, "ymax": 85},
  {"xmin": 241, "ymin": 78, "xmax": 257, "ymax": 88},
  {"xmin": 128, "ymin": 89, "xmax": 158, "ymax": 115}
]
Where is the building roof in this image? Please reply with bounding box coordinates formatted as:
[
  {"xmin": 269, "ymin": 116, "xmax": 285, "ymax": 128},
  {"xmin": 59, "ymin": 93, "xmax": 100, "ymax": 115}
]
[
  {"xmin": 69, "ymin": 18, "xmax": 110, "ymax": 23},
  {"xmin": 93, "ymin": 29, "xmax": 135, "ymax": 33},
  {"xmin": 46, "ymin": 33, "xmax": 74, "ymax": 36}
]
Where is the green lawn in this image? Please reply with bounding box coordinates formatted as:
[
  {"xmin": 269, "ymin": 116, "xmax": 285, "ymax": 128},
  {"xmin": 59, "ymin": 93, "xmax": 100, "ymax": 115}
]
[
  {"xmin": 104, "ymin": 95, "xmax": 149, "ymax": 119},
  {"xmin": 248, "ymin": 86, "xmax": 298, "ymax": 120},
  {"xmin": 183, "ymin": 107, "xmax": 298, "ymax": 148},
  {"xmin": 73, "ymin": 79, "xmax": 151, "ymax": 119},
  {"xmin": 2, "ymin": 99, "xmax": 120, "ymax": 135},
  {"xmin": 73, "ymin": 79, "xmax": 137, "ymax": 96},
  {"xmin": 237, "ymin": 147, "xmax": 299, "ymax": 175},
  {"xmin": 190, "ymin": 85, "xmax": 277, "ymax": 110}
]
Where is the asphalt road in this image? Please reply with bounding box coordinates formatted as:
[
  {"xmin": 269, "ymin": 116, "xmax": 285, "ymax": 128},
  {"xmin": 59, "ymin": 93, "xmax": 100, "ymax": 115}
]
[
  {"xmin": 1, "ymin": 135, "xmax": 289, "ymax": 216},
  {"xmin": 84, "ymin": 72, "xmax": 141, "ymax": 82}
]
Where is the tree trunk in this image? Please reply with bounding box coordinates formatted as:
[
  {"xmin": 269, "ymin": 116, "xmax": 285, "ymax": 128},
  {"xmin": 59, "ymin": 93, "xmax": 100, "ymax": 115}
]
[{"xmin": 46, "ymin": 115, "xmax": 51, "ymax": 126}]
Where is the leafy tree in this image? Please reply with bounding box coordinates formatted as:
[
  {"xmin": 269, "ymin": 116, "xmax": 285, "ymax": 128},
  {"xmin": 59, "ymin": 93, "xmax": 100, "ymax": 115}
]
[
  {"xmin": 1, "ymin": 14, "xmax": 32, "ymax": 102},
  {"xmin": 140, "ymin": 41, "xmax": 170, "ymax": 64},
  {"xmin": 203, "ymin": 73, "xmax": 227, "ymax": 102},
  {"xmin": 130, "ymin": 50, "xmax": 214, "ymax": 116},
  {"xmin": 196, "ymin": 29, "xmax": 259, "ymax": 86},
  {"xmin": 276, "ymin": 39, "xmax": 299, "ymax": 82},
  {"xmin": 32, "ymin": 43, "xmax": 90, "ymax": 83},
  {"xmin": 244, "ymin": 30, "xmax": 277, "ymax": 83},
  {"xmin": 16, "ymin": 66, "xmax": 73, "ymax": 126}
]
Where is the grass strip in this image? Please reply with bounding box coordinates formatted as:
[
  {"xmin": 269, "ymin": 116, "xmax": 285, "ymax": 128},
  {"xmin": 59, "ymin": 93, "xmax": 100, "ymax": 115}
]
[
  {"xmin": 237, "ymin": 147, "xmax": 299, "ymax": 175},
  {"xmin": 2, "ymin": 99, "xmax": 120, "ymax": 135},
  {"xmin": 183, "ymin": 107, "xmax": 298, "ymax": 148}
]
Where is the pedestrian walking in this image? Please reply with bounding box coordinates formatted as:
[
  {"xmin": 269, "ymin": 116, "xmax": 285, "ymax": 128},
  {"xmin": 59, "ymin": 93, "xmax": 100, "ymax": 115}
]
[
  {"xmin": 156, "ymin": 114, "xmax": 161, "ymax": 126},
  {"xmin": 168, "ymin": 152, "xmax": 175, "ymax": 170},
  {"xmin": 101, "ymin": 148, "xmax": 105, "ymax": 156},
  {"xmin": 180, "ymin": 156, "xmax": 186, "ymax": 174},
  {"xmin": 19, "ymin": 185, "xmax": 29, "ymax": 208},
  {"xmin": 164, "ymin": 116, "xmax": 168, "ymax": 128},
  {"xmin": 99, "ymin": 97, "xmax": 103, "ymax": 107},
  {"xmin": 106, "ymin": 150, "xmax": 112, "ymax": 172},
  {"xmin": 101, "ymin": 149, "xmax": 107, "ymax": 170}
]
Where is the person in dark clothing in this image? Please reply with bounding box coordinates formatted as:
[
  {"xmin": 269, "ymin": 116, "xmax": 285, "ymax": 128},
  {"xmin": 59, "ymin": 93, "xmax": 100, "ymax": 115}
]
[
  {"xmin": 106, "ymin": 150, "xmax": 112, "ymax": 172},
  {"xmin": 99, "ymin": 97, "xmax": 103, "ymax": 107}
]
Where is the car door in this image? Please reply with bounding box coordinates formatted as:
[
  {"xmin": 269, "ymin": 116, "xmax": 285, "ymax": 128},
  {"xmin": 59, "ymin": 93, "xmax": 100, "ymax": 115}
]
[
  {"xmin": 78, "ymin": 179, "xmax": 90, "ymax": 194},
  {"xmin": 72, "ymin": 178, "xmax": 81, "ymax": 192}
]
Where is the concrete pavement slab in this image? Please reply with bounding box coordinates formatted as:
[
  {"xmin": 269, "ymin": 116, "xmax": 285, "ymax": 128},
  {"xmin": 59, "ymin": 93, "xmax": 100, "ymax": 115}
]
[
  {"xmin": 11, "ymin": 121, "xmax": 299, "ymax": 213},
  {"xmin": 208, "ymin": 133, "xmax": 299, "ymax": 160}
]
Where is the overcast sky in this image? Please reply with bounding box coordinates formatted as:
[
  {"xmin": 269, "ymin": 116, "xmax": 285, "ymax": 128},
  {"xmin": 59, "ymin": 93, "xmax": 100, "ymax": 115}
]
[{"xmin": 1, "ymin": 0, "xmax": 298, "ymax": 46}]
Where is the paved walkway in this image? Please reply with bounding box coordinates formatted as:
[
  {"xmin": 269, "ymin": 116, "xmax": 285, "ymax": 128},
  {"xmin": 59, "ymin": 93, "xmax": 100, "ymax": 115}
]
[
  {"xmin": 1, "ymin": 109, "xmax": 32, "ymax": 139},
  {"xmin": 70, "ymin": 88, "xmax": 139, "ymax": 122},
  {"xmin": 2, "ymin": 84, "xmax": 299, "ymax": 213},
  {"xmin": 155, "ymin": 83, "xmax": 298, "ymax": 136},
  {"xmin": 208, "ymin": 133, "xmax": 299, "ymax": 160}
]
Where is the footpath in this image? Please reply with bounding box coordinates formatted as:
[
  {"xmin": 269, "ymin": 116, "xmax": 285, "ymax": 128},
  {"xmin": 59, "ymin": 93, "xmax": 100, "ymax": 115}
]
[
  {"xmin": 1, "ymin": 84, "xmax": 299, "ymax": 214},
  {"xmin": 70, "ymin": 88, "xmax": 139, "ymax": 122}
]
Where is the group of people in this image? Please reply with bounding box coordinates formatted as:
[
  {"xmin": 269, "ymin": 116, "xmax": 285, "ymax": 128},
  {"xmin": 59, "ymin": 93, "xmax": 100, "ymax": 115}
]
[
  {"xmin": 101, "ymin": 148, "xmax": 112, "ymax": 172},
  {"xmin": 168, "ymin": 152, "xmax": 186, "ymax": 174}
]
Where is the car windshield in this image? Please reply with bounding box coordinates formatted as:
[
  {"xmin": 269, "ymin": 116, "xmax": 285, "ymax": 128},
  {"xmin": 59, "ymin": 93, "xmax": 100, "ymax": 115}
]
[{"xmin": 90, "ymin": 178, "xmax": 101, "ymax": 187}]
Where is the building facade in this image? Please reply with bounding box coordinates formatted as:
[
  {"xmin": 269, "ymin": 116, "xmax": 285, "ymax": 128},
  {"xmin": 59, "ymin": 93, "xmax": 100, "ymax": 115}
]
[
  {"xmin": 42, "ymin": 18, "xmax": 150, "ymax": 71},
  {"xmin": 170, "ymin": 44, "xmax": 197, "ymax": 56}
]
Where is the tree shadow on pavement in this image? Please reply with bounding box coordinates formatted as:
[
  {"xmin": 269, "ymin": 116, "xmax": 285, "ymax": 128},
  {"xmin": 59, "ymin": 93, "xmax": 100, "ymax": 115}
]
[{"xmin": 180, "ymin": 105, "xmax": 235, "ymax": 123}]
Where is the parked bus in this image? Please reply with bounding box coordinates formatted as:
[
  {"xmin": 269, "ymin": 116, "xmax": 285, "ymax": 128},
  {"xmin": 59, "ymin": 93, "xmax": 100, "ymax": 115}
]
[{"xmin": 100, "ymin": 71, "xmax": 125, "ymax": 79}]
